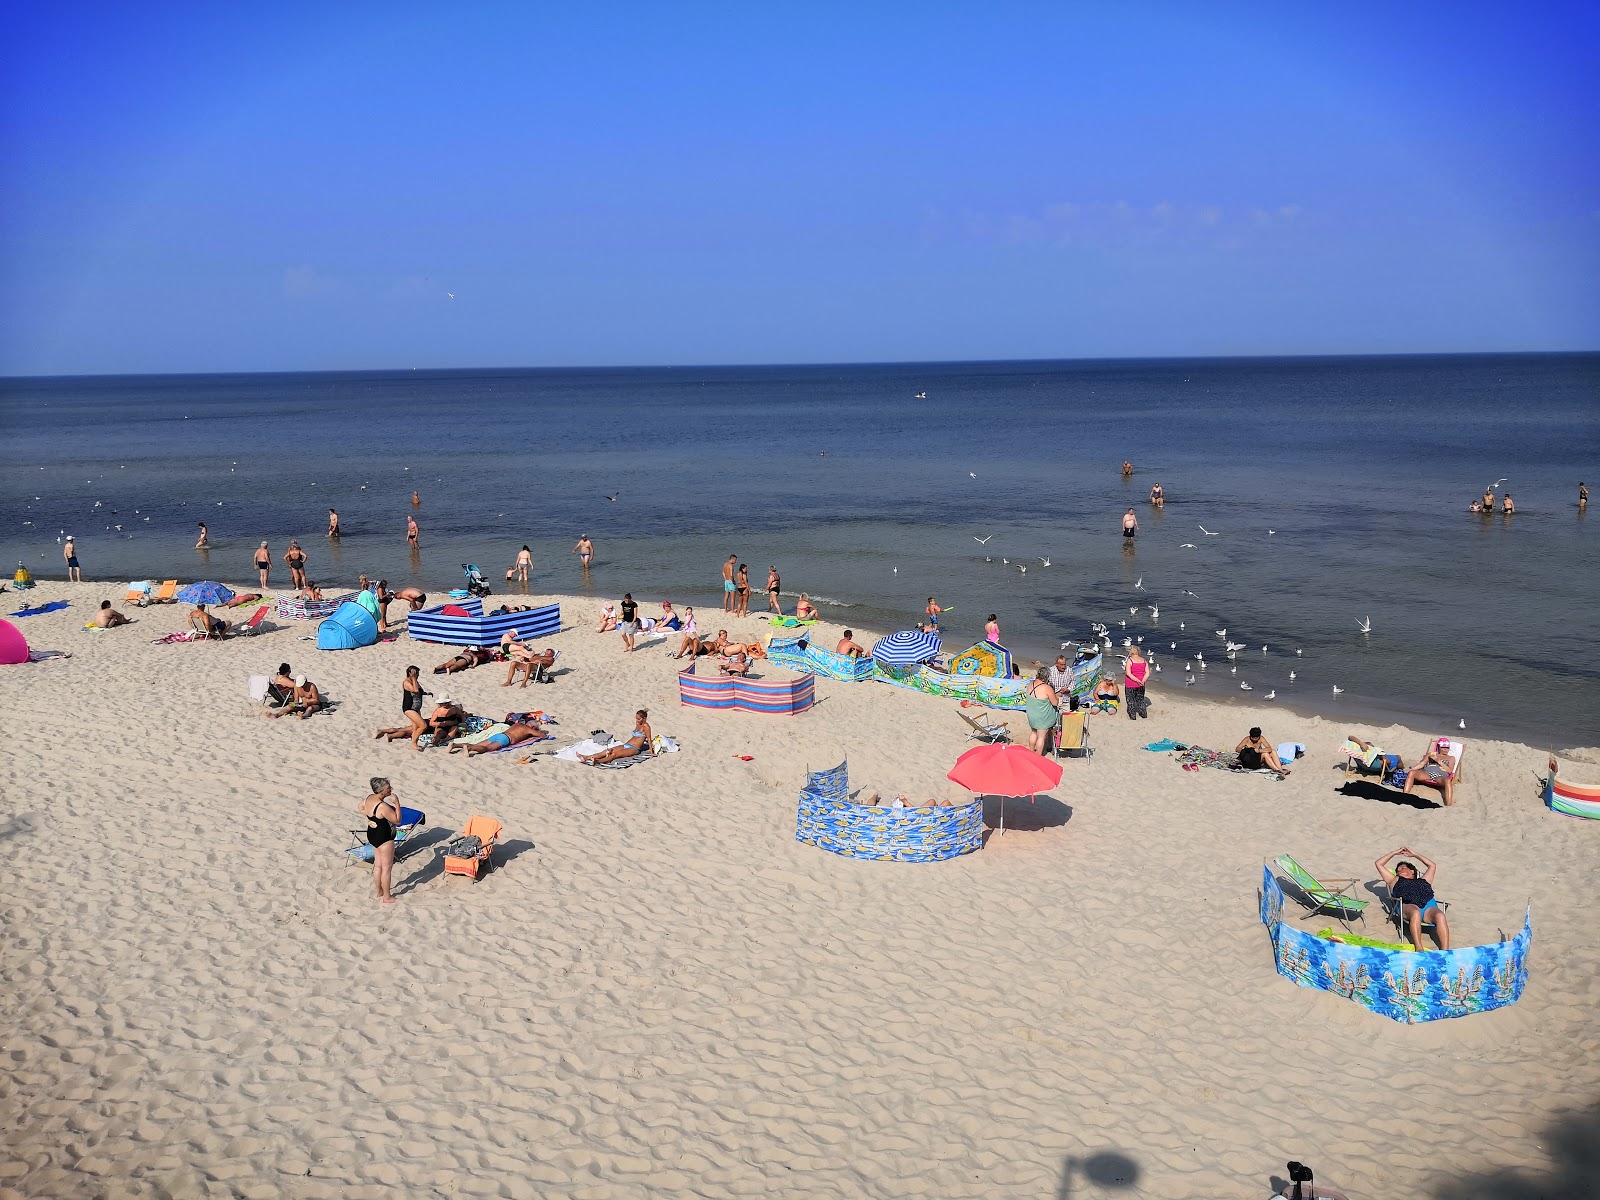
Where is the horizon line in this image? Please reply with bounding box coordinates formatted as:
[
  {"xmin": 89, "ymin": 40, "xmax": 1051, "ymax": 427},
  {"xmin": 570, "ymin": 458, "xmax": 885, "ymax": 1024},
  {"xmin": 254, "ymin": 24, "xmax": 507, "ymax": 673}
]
[{"xmin": 3, "ymin": 346, "xmax": 1597, "ymax": 384}]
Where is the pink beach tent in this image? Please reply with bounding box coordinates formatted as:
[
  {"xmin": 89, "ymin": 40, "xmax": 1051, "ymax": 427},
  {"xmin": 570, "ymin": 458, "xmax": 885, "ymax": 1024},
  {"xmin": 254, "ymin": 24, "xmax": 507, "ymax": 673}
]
[{"xmin": 0, "ymin": 618, "xmax": 29, "ymax": 665}]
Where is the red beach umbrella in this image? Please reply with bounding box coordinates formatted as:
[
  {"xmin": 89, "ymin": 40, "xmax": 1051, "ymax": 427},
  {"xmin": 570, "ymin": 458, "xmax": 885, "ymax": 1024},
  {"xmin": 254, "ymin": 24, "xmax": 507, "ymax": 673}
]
[{"xmin": 946, "ymin": 743, "xmax": 1064, "ymax": 838}]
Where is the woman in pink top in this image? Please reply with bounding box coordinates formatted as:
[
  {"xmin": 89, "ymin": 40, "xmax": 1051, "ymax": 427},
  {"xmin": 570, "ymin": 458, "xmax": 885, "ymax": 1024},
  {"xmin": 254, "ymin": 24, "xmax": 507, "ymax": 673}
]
[
  {"xmin": 1123, "ymin": 646, "xmax": 1150, "ymax": 721},
  {"xmin": 985, "ymin": 614, "xmax": 1001, "ymax": 644}
]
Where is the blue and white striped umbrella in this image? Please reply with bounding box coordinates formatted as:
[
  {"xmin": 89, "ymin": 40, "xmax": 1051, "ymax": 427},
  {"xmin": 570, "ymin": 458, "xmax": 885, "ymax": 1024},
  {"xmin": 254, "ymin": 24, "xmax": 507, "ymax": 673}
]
[
  {"xmin": 175, "ymin": 580, "xmax": 235, "ymax": 606},
  {"xmin": 871, "ymin": 629, "xmax": 942, "ymax": 666}
]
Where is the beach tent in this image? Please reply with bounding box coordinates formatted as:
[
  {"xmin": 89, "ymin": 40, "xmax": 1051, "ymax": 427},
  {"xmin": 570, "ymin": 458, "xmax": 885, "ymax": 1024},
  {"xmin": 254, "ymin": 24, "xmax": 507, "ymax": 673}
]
[
  {"xmin": 0, "ymin": 618, "xmax": 28, "ymax": 665},
  {"xmin": 317, "ymin": 601, "xmax": 380, "ymax": 650}
]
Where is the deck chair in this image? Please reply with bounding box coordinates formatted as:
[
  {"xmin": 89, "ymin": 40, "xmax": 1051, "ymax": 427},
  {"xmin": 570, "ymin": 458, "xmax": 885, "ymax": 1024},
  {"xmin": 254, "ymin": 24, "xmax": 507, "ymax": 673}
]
[
  {"xmin": 442, "ymin": 816, "xmax": 502, "ymax": 880},
  {"xmin": 125, "ymin": 586, "xmax": 151, "ymax": 607},
  {"xmin": 1384, "ymin": 888, "xmax": 1450, "ymax": 948},
  {"xmin": 1340, "ymin": 738, "xmax": 1392, "ymax": 783},
  {"xmin": 344, "ymin": 807, "xmax": 426, "ymax": 864},
  {"xmin": 149, "ymin": 579, "xmax": 178, "ymax": 605},
  {"xmin": 1271, "ymin": 855, "xmax": 1369, "ymax": 932},
  {"xmin": 190, "ymin": 610, "xmax": 228, "ymax": 640},
  {"xmin": 235, "ymin": 605, "xmax": 269, "ymax": 636},
  {"xmin": 1054, "ymin": 710, "xmax": 1090, "ymax": 760},
  {"xmin": 958, "ymin": 707, "xmax": 1011, "ymax": 743}
]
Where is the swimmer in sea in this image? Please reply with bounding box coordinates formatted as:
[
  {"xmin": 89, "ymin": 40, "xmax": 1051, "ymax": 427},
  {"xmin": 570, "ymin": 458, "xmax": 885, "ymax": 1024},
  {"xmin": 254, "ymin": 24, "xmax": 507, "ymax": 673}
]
[
  {"xmin": 572, "ymin": 535, "xmax": 594, "ymax": 568},
  {"xmin": 1122, "ymin": 460, "xmax": 1133, "ymax": 477},
  {"xmin": 327, "ymin": 508, "xmax": 340, "ymax": 538},
  {"xmin": 1149, "ymin": 483, "xmax": 1164, "ymax": 507},
  {"xmin": 195, "ymin": 522, "xmax": 209, "ymax": 549},
  {"xmin": 1122, "ymin": 508, "xmax": 1138, "ymax": 539},
  {"xmin": 411, "ymin": 490, "xmax": 420, "ymax": 507}
]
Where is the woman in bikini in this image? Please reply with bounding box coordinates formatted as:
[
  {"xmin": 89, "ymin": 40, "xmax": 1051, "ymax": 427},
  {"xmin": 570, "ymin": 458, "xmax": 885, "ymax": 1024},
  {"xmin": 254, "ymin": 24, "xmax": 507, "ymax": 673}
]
[
  {"xmin": 361, "ymin": 777, "xmax": 402, "ymax": 904},
  {"xmin": 795, "ymin": 594, "xmax": 818, "ymax": 621},
  {"xmin": 580, "ymin": 710, "xmax": 653, "ymax": 765},
  {"xmin": 1403, "ymin": 738, "xmax": 1458, "ymax": 805}
]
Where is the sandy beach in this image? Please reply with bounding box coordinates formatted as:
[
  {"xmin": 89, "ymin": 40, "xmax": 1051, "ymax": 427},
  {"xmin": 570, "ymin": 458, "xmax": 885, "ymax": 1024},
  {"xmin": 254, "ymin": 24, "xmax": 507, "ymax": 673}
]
[{"xmin": 2, "ymin": 578, "xmax": 1597, "ymax": 1199}]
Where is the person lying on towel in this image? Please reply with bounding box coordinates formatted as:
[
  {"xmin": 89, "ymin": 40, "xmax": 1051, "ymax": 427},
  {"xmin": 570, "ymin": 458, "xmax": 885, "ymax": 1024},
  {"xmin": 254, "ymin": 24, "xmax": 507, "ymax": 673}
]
[
  {"xmin": 457, "ymin": 714, "xmax": 550, "ymax": 755},
  {"xmin": 433, "ymin": 646, "xmax": 494, "ymax": 674},
  {"xmin": 579, "ymin": 710, "xmax": 653, "ymax": 765}
]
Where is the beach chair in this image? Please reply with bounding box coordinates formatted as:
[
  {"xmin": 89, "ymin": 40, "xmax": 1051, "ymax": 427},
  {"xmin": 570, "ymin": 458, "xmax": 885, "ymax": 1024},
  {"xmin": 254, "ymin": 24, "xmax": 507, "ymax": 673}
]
[
  {"xmin": 1383, "ymin": 888, "xmax": 1450, "ymax": 947},
  {"xmin": 1271, "ymin": 854, "xmax": 1369, "ymax": 933},
  {"xmin": 235, "ymin": 605, "xmax": 269, "ymax": 636},
  {"xmin": 1340, "ymin": 738, "xmax": 1391, "ymax": 783},
  {"xmin": 958, "ymin": 707, "xmax": 1011, "ymax": 743},
  {"xmin": 718, "ymin": 654, "xmax": 752, "ymax": 677},
  {"xmin": 190, "ymin": 610, "xmax": 228, "ymax": 640},
  {"xmin": 442, "ymin": 815, "xmax": 502, "ymax": 880},
  {"xmin": 124, "ymin": 586, "xmax": 150, "ymax": 607},
  {"xmin": 1405, "ymin": 737, "xmax": 1467, "ymax": 801},
  {"xmin": 1054, "ymin": 710, "xmax": 1090, "ymax": 760},
  {"xmin": 344, "ymin": 807, "xmax": 426, "ymax": 865},
  {"xmin": 149, "ymin": 579, "xmax": 178, "ymax": 605}
]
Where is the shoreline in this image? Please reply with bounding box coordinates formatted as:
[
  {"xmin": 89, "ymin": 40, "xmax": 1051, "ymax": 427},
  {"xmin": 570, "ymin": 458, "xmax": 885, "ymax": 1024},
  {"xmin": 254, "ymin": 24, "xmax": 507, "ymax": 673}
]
[{"xmin": 16, "ymin": 572, "xmax": 1598, "ymax": 759}]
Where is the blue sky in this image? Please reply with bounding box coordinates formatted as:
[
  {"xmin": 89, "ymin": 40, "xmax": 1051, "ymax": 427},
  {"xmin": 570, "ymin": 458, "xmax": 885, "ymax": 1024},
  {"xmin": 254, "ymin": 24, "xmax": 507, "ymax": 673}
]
[{"xmin": 1, "ymin": 3, "xmax": 1596, "ymax": 373}]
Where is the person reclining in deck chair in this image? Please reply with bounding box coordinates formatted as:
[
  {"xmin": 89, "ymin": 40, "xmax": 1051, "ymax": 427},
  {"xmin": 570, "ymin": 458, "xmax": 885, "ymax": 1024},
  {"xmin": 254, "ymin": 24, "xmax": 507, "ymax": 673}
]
[
  {"xmin": 189, "ymin": 603, "xmax": 230, "ymax": 639},
  {"xmin": 433, "ymin": 645, "xmax": 493, "ymax": 675},
  {"xmin": 1403, "ymin": 738, "xmax": 1459, "ymax": 805},
  {"xmin": 1375, "ymin": 846, "xmax": 1451, "ymax": 950},
  {"xmin": 265, "ymin": 674, "xmax": 323, "ymax": 720},
  {"xmin": 502, "ymin": 641, "xmax": 556, "ymax": 687},
  {"xmin": 456, "ymin": 713, "xmax": 551, "ymax": 755},
  {"xmin": 1343, "ymin": 735, "xmax": 1402, "ymax": 781},
  {"xmin": 579, "ymin": 710, "xmax": 653, "ymax": 765},
  {"xmin": 266, "ymin": 662, "xmax": 296, "ymax": 707}
]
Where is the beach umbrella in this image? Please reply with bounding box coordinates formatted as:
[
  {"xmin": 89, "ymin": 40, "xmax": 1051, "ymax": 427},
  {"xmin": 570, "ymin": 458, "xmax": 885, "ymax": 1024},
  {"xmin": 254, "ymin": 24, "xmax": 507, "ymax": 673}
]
[
  {"xmin": 946, "ymin": 743, "xmax": 1063, "ymax": 838},
  {"xmin": 176, "ymin": 581, "xmax": 234, "ymax": 606},
  {"xmin": 870, "ymin": 628, "xmax": 942, "ymax": 666}
]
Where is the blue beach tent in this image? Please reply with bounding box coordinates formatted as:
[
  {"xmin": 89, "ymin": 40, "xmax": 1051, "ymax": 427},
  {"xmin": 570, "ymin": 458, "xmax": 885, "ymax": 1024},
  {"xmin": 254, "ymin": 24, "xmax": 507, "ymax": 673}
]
[{"xmin": 317, "ymin": 601, "xmax": 379, "ymax": 650}]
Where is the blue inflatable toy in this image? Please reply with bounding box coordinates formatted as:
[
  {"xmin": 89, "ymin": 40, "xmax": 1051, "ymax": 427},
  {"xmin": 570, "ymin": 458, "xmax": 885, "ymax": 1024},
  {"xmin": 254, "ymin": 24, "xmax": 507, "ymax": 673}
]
[{"xmin": 317, "ymin": 600, "xmax": 380, "ymax": 650}]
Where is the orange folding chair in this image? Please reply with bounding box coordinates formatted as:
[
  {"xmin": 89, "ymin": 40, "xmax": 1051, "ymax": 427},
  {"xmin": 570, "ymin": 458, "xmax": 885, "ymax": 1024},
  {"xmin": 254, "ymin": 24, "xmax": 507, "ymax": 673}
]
[{"xmin": 442, "ymin": 816, "xmax": 502, "ymax": 880}]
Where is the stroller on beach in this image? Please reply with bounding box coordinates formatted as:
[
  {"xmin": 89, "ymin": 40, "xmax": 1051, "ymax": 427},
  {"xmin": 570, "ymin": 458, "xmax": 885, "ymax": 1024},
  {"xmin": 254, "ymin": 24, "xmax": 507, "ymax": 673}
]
[{"xmin": 462, "ymin": 563, "xmax": 491, "ymax": 598}]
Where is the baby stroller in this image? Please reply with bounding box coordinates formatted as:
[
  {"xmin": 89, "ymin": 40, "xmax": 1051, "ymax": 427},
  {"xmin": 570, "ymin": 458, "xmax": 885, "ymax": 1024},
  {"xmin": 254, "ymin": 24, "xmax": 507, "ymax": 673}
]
[{"xmin": 462, "ymin": 563, "xmax": 491, "ymax": 598}]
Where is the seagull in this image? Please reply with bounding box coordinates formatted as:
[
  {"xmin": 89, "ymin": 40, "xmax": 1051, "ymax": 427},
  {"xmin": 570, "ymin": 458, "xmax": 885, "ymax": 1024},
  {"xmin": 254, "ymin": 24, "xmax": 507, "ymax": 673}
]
[
  {"xmin": 985, "ymin": 557, "xmax": 992, "ymax": 562},
  {"xmin": 1119, "ymin": 620, "xmax": 1126, "ymax": 628},
  {"xmin": 969, "ymin": 472, "xmax": 978, "ymax": 479},
  {"xmin": 1194, "ymin": 651, "xmax": 1204, "ymax": 660},
  {"xmin": 1261, "ymin": 645, "xmax": 1268, "ymax": 654},
  {"xmin": 1288, "ymin": 671, "xmax": 1296, "ymax": 681},
  {"xmin": 1179, "ymin": 543, "xmax": 1196, "ymax": 549},
  {"xmin": 1185, "ymin": 675, "xmax": 1196, "ymax": 686},
  {"xmin": 1182, "ymin": 589, "xmax": 1199, "ymax": 597},
  {"xmin": 447, "ymin": 292, "xmax": 455, "ymax": 299},
  {"xmin": 1332, "ymin": 685, "xmax": 1344, "ymax": 695},
  {"xmin": 1198, "ymin": 660, "xmax": 1207, "ymax": 670},
  {"xmin": 605, "ymin": 493, "xmax": 620, "ymax": 502},
  {"xmin": 1018, "ymin": 565, "xmax": 1026, "ymax": 574},
  {"xmin": 915, "ymin": 392, "xmax": 927, "ymax": 399},
  {"xmin": 1039, "ymin": 557, "xmax": 1051, "ymax": 567},
  {"xmin": 1295, "ymin": 649, "xmax": 1302, "ymax": 657},
  {"xmin": 1216, "ymin": 629, "xmax": 1227, "ymax": 638},
  {"xmin": 973, "ymin": 535, "xmax": 992, "ymax": 544},
  {"xmin": 1179, "ymin": 623, "xmax": 1185, "ymax": 630},
  {"xmin": 1490, "ymin": 478, "xmax": 1507, "ymax": 489},
  {"xmin": 1199, "ymin": 525, "xmax": 1219, "ymax": 536},
  {"xmin": 1227, "ymin": 652, "xmax": 1237, "ymax": 661},
  {"xmin": 1357, "ymin": 616, "xmax": 1372, "ymax": 634},
  {"xmin": 892, "ymin": 567, "xmax": 898, "ymax": 574},
  {"xmin": 1458, "ymin": 718, "xmax": 1466, "ymax": 730},
  {"xmin": 1148, "ymin": 605, "xmax": 1159, "ymax": 620},
  {"xmin": 1239, "ymin": 682, "xmax": 1252, "ymax": 690},
  {"xmin": 1121, "ymin": 637, "xmax": 1132, "ymax": 647},
  {"xmin": 1268, "ymin": 529, "xmax": 1275, "ymax": 536},
  {"xmin": 1134, "ymin": 577, "xmax": 1144, "ymax": 590},
  {"xmin": 1170, "ymin": 641, "xmax": 1176, "ymax": 649},
  {"xmin": 1130, "ymin": 606, "xmax": 1139, "ymax": 615},
  {"xmin": 1231, "ymin": 666, "xmax": 1237, "ymax": 675},
  {"xmin": 1136, "ymin": 636, "xmax": 1144, "ymax": 644},
  {"xmin": 1153, "ymin": 662, "xmax": 1162, "ymax": 673},
  {"xmin": 1265, "ymin": 690, "xmax": 1276, "ymax": 700},
  {"xmin": 1226, "ymin": 641, "xmax": 1245, "ymax": 651}
]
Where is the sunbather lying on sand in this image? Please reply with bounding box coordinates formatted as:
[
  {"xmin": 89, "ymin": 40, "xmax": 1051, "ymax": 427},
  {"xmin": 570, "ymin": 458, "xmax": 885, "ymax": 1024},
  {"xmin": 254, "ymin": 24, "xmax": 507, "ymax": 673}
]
[
  {"xmin": 858, "ymin": 792, "xmax": 958, "ymax": 808},
  {"xmin": 433, "ymin": 646, "xmax": 493, "ymax": 674},
  {"xmin": 675, "ymin": 629, "xmax": 727, "ymax": 660},
  {"xmin": 579, "ymin": 710, "xmax": 652, "ymax": 765},
  {"xmin": 455, "ymin": 715, "xmax": 550, "ymax": 755}
]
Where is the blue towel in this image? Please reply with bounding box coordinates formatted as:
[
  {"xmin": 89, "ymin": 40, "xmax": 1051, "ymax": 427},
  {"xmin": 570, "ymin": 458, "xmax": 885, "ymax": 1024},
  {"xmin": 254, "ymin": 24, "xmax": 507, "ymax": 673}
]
[
  {"xmin": 1142, "ymin": 738, "xmax": 1184, "ymax": 752},
  {"xmin": 10, "ymin": 601, "xmax": 70, "ymax": 617}
]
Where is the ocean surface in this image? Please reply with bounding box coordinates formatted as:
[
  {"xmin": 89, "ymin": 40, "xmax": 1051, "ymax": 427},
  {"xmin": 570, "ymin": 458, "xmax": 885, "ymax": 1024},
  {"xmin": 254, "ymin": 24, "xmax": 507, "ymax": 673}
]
[{"xmin": 3, "ymin": 354, "xmax": 1597, "ymax": 747}]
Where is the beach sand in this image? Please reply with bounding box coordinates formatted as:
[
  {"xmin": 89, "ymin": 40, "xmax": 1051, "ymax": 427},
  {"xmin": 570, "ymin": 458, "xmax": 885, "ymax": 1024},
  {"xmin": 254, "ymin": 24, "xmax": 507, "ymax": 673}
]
[{"xmin": 2, "ymin": 580, "xmax": 1596, "ymax": 1198}]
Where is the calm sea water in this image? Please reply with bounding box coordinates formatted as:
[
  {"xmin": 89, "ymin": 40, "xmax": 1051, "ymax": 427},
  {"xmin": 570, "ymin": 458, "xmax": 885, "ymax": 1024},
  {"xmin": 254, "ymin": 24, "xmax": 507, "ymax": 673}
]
[{"xmin": 3, "ymin": 355, "xmax": 1597, "ymax": 746}]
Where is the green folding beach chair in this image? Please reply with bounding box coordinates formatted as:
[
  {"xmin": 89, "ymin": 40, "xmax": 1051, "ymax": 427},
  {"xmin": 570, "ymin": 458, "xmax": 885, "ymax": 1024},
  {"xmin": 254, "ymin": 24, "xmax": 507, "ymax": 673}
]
[{"xmin": 1271, "ymin": 854, "xmax": 1369, "ymax": 933}]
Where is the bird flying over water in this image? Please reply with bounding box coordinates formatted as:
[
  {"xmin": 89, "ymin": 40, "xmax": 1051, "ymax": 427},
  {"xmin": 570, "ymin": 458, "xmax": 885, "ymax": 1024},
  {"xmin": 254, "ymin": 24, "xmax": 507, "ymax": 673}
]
[
  {"xmin": 1039, "ymin": 557, "xmax": 1051, "ymax": 567},
  {"xmin": 974, "ymin": 535, "xmax": 992, "ymax": 544},
  {"xmin": 1134, "ymin": 577, "xmax": 1144, "ymax": 590},
  {"xmin": 1357, "ymin": 616, "xmax": 1372, "ymax": 634},
  {"xmin": 969, "ymin": 472, "xmax": 978, "ymax": 479},
  {"xmin": 1199, "ymin": 525, "xmax": 1219, "ymax": 535},
  {"xmin": 1179, "ymin": 543, "xmax": 1196, "ymax": 549},
  {"xmin": 605, "ymin": 493, "xmax": 620, "ymax": 502}
]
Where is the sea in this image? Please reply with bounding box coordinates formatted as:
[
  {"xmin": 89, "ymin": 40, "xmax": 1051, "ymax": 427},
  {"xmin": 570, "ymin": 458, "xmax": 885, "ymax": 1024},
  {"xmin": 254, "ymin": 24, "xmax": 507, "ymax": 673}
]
[{"xmin": 3, "ymin": 354, "xmax": 1597, "ymax": 748}]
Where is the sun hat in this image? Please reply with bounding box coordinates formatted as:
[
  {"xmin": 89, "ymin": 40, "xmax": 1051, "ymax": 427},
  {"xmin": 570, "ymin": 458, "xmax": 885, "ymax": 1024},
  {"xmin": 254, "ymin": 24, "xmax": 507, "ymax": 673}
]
[{"xmin": 294, "ymin": 674, "xmax": 306, "ymax": 686}]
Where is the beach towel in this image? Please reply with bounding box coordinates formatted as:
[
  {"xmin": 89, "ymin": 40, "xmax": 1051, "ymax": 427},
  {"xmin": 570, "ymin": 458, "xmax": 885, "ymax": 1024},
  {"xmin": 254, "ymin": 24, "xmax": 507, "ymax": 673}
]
[
  {"xmin": 415, "ymin": 713, "xmax": 492, "ymax": 750},
  {"xmin": 152, "ymin": 630, "xmax": 204, "ymax": 644},
  {"xmin": 26, "ymin": 649, "xmax": 71, "ymax": 662},
  {"xmin": 1143, "ymin": 738, "xmax": 1186, "ymax": 752},
  {"xmin": 1172, "ymin": 745, "xmax": 1285, "ymax": 778},
  {"xmin": 554, "ymin": 736, "xmax": 655, "ymax": 767},
  {"xmin": 10, "ymin": 601, "xmax": 70, "ymax": 617}
]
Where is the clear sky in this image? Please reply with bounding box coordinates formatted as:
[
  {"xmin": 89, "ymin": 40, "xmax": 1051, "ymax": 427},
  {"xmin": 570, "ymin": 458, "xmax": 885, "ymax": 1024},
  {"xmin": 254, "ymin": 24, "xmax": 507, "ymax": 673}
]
[{"xmin": 2, "ymin": 3, "xmax": 1596, "ymax": 374}]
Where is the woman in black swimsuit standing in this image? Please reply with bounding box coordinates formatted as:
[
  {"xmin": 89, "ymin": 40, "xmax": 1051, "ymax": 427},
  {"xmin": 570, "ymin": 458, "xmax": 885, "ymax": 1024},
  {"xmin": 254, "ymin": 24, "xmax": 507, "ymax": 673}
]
[
  {"xmin": 373, "ymin": 666, "xmax": 430, "ymax": 747},
  {"xmin": 361, "ymin": 776, "xmax": 402, "ymax": 904}
]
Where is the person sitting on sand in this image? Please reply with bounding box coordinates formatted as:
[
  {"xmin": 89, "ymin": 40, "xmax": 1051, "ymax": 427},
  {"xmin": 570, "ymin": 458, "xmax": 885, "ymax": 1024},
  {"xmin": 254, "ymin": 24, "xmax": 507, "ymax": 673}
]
[
  {"xmin": 456, "ymin": 714, "xmax": 551, "ymax": 755},
  {"xmin": 189, "ymin": 603, "xmax": 229, "ymax": 638},
  {"xmin": 1088, "ymin": 675, "xmax": 1121, "ymax": 711},
  {"xmin": 1375, "ymin": 847, "xmax": 1451, "ymax": 950},
  {"xmin": 433, "ymin": 646, "xmax": 493, "ymax": 675},
  {"xmin": 503, "ymin": 644, "xmax": 556, "ymax": 687},
  {"xmin": 837, "ymin": 630, "xmax": 867, "ymax": 658},
  {"xmin": 393, "ymin": 586, "xmax": 426, "ymax": 611},
  {"xmin": 265, "ymin": 674, "xmax": 323, "ymax": 720},
  {"xmin": 596, "ymin": 602, "xmax": 617, "ymax": 633},
  {"xmin": 671, "ymin": 612, "xmax": 711, "ymax": 659},
  {"xmin": 794, "ymin": 594, "xmax": 818, "ymax": 621},
  {"xmin": 93, "ymin": 600, "xmax": 130, "ymax": 628},
  {"xmin": 579, "ymin": 709, "xmax": 653, "ymax": 765},
  {"xmin": 1403, "ymin": 738, "xmax": 1458, "ymax": 805},
  {"xmin": 719, "ymin": 642, "xmax": 752, "ymax": 676},
  {"xmin": 1235, "ymin": 727, "xmax": 1290, "ymax": 776},
  {"xmin": 374, "ymin": 665, "xmax": 430, "ymax": 746},
  {"xmin": 657, "ymin": 600, "xmax": 680, "ymax": 630},
  {"xmin": 300, "ymin": 581, "xmax": 324, "ymax": 601},
  {"xmin": 422, "ymin": 696, "xmax": 465, "ymax": 749}
]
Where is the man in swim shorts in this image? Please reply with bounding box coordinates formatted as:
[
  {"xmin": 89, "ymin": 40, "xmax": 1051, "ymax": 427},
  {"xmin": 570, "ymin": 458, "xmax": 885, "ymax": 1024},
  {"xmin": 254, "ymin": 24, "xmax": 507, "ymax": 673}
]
[
  {"xmin": 459, "ymin": 714, "xmax": 550, "ymax": 755},
  {"xmin": 63, "ymin": 536, "xmax": 81, "ymax": 582},
  {"xmin": 836, "ymin": 630, "xmax": 867, "ymax": 658},
  {"xmin": 1122, "ymin": 509, "xmax": 1138, "ymax": 538},
  {"xmin": 722, "ymin": 554, "xmax": 737, "ymax": 612}
]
